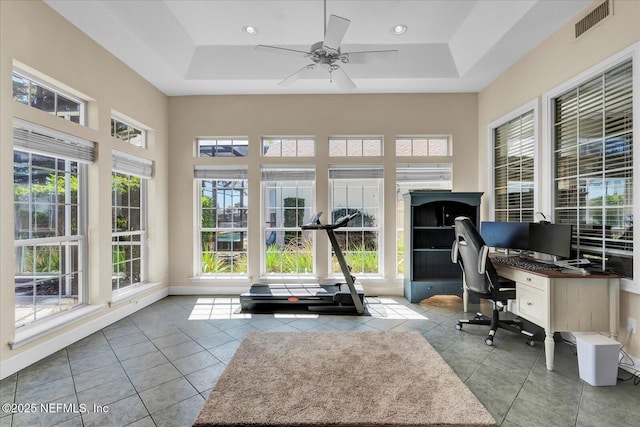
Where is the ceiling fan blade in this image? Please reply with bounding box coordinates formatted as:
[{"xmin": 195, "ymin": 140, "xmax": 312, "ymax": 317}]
[
  {"xmin": 279, "ymin": 64, "xmax": 316, "ymax": 86},
  {"xmin": 343, "ymin": 49, "xmax": 398, "ymax": 64},
  {"xmin": 255, "ymin": 44, "xmax": 309, "ymax": 57},
  {"xmin": 331, "ymin": 66, "xmax": 356, "ymax": 90},
  {"xmin": 323, "ymin": 15, "xmax": 350, "ymax": 51}
]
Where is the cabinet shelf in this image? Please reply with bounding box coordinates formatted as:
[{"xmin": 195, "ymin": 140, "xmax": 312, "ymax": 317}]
[{"xmin": 403, "ymin": 191, "xmax": 482, "ymax": 303}]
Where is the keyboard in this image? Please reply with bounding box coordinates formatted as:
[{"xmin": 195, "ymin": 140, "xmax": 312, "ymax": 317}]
[{"xmin": 492, "ymin": 256, "xmax": 563, "ymax": 272}]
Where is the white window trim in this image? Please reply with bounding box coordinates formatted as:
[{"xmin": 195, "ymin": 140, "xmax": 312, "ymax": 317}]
[
  {"xmin": 329, "ymin": 136, "xmax": 384, "ymax": 157},
  {"xmin": 395, "ymin": 135, "xmax": 453, "ymax": 157},
  {"xmin": 328, "ymin": 166, "xmax": 384, "ymax": 278},
  {"xmin": 261, "ymin": 167, "xmax": 316, "ymax": 277},
  {"xmin": 261, "ymin": 136, "xmax": 316, "ymax": 157},
  {"xmin": 13, "ymin": 142, "xmax": 89, "ymax": 329},
  {"xmin": 487, "ymin": 98, "xmax": 540, "ymax": 221},
  {"xmin": 111, "ymin": 151, "xmax": 150, "ymax": 294},
  {"xmin": 196, "ymin": 173, "xmax": 249, "ymax": 277},
  {"xmin": 197, "ymin": 137, "xmax": 249, "ymax": 158},
  {"xmin": 542, "ymin": 41, "xmax": 639, "ymax": 293}
]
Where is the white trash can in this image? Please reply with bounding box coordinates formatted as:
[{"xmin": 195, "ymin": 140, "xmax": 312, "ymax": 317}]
[{"xmin": 575, "ymin": 334, "xmax": 620, "ymax": 386}]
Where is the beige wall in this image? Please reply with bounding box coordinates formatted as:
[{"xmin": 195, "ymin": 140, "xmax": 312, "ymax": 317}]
[
  {"xmin": 0, "ymin": 0, "xmax": 169, "ymax": 371},
  {"xmin": 478, "ymin": 0, "xmax": 640, "ymax": 360},
  {"xmin": 168, "ymin": 94, "xmax": 478, "ymax": 291}
]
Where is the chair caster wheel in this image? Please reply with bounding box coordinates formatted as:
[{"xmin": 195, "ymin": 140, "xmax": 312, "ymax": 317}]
[
  {"xmin": 527, "ymin": 339, "xmax": 535, "ymax": 347},
  {"xmin": 484, "ymin": 337, "xmax": 494, "ymax": 346},
  {"xmin": 455, "ymin": 323, "xmax": 462, "ymax": 331}
]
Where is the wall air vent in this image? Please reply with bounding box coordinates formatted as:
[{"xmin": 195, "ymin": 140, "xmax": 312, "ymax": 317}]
[{"xmin": 575, "ymin": 0, "xmax": 611, "ymax": 38}]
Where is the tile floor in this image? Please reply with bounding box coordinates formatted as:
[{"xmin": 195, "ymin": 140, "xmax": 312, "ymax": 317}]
[{"xmin": 1, "ymin": 295, "xmax": 639, "ymax": 426}]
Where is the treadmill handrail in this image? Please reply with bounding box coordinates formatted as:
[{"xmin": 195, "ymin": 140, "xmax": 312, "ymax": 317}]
[{"xmin": 300, "ymin": 211, "xmax": 358, "ymax": 230}]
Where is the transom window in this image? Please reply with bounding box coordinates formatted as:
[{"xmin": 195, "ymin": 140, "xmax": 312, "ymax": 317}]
[
  {"xmin": 12, "ymin": 71, "xmax": 84, "ymax": 124},
  {"xmin": 552, "ymin": 59, "xmax": 633, "ymax": 276},
  {"xmin": 198, "ymin": 138, "xmax": 248, "ymax": 157},
  {"xmin": 396, "ymin": 136, "xmax": 451, "ymax": 156},
  {"xmin": 262, "ymin": 137, "xmax": 315, "ymax": 157},
  {"xmin": 329, "ymin": 137, "xmax": 382, "ymax": 157},
  {"xmin": 111, "ymin": 117, "xmax": 146, "ymax": 148}
]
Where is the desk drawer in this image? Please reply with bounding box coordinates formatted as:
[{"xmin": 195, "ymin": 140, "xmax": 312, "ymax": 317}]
[
  {"xmin": 516, "ymin": 283, "xmax": 547, "ymax": 328},
  {"xmin": 512, "ymin": 270, "xmax": 546, "ymax": 290}
]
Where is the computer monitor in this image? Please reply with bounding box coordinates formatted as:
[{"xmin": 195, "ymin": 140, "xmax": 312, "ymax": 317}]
[
  {"xmin": 480, "ymin": 221, "xmax": 529, "ymax": 250},
  {"xmin": 528, "ymin": 222, "xmax": 573, "ymax": 258}
]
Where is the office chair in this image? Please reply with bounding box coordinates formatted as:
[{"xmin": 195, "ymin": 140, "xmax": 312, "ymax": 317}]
[{"xmin": 451, "ymin": 216, "xmax": 535, "ymax": 346}]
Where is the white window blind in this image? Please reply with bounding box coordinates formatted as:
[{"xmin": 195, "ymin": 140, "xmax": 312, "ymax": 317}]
[
  {"xmin": 328, "ymin": 166, "xmax": 383, "ymax": 179},
  {"xmin": 112, "ymin": 150, "xmax": 153, "ymax": 178},
  {"xmin": 553, "ymin": 59, "xmax": 633, "ymax": 276},
  {"xmin": 194, "ymin": 165, "xmax": 248, "ymax": 180},
  {"xmin": 261, "ymin": 167, "xmax": 315, "ymax": 181},
  {"xmin": 12, "ymin": 118, "xmax": 94, "ymax": 163},
  {"xmin": 396, "ymin": 164, "xmax": 452, "ymax": 182}
]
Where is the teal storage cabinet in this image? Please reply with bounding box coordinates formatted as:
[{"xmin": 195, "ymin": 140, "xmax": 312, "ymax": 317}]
[{"xmin": 403, "ymin": 191, "xmax": 483, "ymax": 303}]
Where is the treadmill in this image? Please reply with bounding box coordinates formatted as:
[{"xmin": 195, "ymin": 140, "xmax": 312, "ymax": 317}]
[{"xmin": 240, "ymin": 212, "xmax": 367, "ymax": 314}]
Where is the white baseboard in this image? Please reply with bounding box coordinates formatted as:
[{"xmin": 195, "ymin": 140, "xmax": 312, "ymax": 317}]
[
  {"xmin": 169, "ymin": 284, "xmax": 251, "ymax": 295},
  {"xmin": 0, "ymin": 287, "xmax": 168, "ymax": 380}
]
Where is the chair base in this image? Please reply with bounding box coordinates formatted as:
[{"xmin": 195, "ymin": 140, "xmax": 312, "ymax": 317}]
[{"xmin": 456, "ymin": 311, "xmax": 536, "ymax": 347}]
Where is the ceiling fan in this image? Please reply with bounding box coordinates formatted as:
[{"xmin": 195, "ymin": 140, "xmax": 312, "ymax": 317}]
[{"xmin": 255, "ymin": 1, "xmax": 398, "ymax": 90}]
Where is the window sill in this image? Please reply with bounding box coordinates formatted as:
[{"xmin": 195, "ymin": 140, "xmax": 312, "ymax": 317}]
[
  {"xmin": 191, "ymin": 275, "xmax": 251, "ymax": 282},
  {"xmin": 620, "ymin": 278, "xmax": 639, "ymax": 295},
  {"xmin": 258, "ymin": 274, "xmax": 317, "ymax": 283},
  {"xmin": 10, "ymin": 304, "xmax": 106, "ymax": 350},
  {"xmin": 110, "ymin": 282, "xmax": 161, "ymax": 306}
]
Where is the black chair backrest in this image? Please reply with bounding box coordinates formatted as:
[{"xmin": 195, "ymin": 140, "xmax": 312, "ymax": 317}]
[{"xmin": 453, "ymin": 216, "xmax": 500, "ymax": 295}]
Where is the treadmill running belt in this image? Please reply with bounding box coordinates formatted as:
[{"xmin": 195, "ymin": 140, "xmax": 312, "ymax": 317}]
[{"xmin": 246, "ymin": 283, "xmax": 341, "ymax": 297}]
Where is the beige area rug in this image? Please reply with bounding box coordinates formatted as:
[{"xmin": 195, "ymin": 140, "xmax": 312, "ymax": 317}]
[{"xmin": 193, "ymin": 331, "xmax": 495, "ymax": 427}]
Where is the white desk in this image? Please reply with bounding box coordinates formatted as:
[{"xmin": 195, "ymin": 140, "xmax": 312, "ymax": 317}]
[{"xmin": 464, "ymin": 259, "xmax": 620, "ymax": 371}]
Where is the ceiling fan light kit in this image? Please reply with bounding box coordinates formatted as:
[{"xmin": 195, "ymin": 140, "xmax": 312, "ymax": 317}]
[{"xmin": 255, "ymin": 2, "xmax": 397, "ymax": 90}]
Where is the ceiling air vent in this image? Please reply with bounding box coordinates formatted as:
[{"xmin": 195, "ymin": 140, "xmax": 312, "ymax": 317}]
[{"xmin": 575, "ymin": 0, "xmax": 611, "ymax": 38}]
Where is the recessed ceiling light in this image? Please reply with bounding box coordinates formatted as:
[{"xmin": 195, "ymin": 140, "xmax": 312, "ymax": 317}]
[
  {"xmin": 391, "ymin": 24, "xmax": 407, "ymax": 35},
  {"xmin": 243, "ymin": 25, "xmax": 258, "ymax": 35}
]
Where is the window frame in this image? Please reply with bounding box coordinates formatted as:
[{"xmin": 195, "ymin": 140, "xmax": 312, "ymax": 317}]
[
  {"xmin": 111, "ymin": 116, "xmax": 147, "ymax": 148},
  {"xmin": 488, "ymin": 100, "xmax": 539, "ymax": 222},
  {"xmin": 261, "ymin": 137, "xmax": 315, "ymax": 157},
  {"xmin": 395, "ymin": 163, "xmax": 453, "ymax": 277},
  {"xmin": 543, "ymin": 43, "xmax": 638, "ymax": 290},
  {"xmin": 13, "ymin": 150, "xmax": 88, "ymax": 328},
  {"xmin": 197, "ymin": 171, "xmax": 249, "ymax": 276},
  {"xmin": 12, "ymin": 70, "xmax": 86, "ymax": 125},
  {"xmin": 111, "ymin": 171, "xmax": 147, "ymax": 293},
  {"xmin": 197, "ymin": 137, "xmax": 248, "ymax": 157},
  {"xmin": 395, "ymin": 136, "xmax": 452, "ymax": 156},
  {"xmin": 261, "ymin": 167, "xmax": 316, "ymax": 276},
  {"xmin": 328, "ymin": 166, "xmax": 384, "ymax": 276},
  {"xmin": 329, "ymin": 136, "xmax": 383, "ymax": 157}
]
